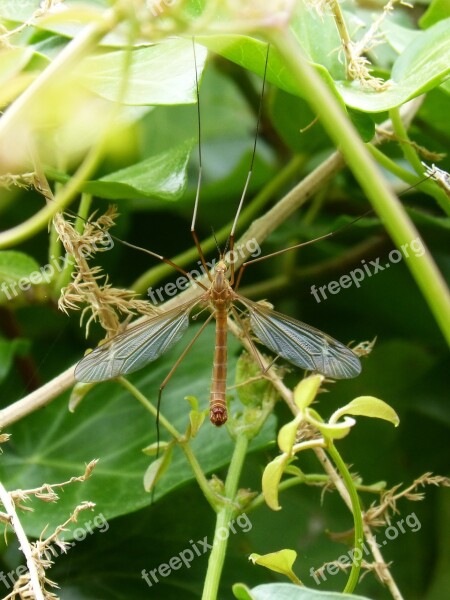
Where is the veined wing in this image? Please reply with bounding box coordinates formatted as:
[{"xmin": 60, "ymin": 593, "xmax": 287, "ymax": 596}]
[
  {"xmin": 75, "ymin": 299, "xmax": 201, "ymax": 382},
  {"xmin": 238, "ymin": 296, "xmax": 361, "ymax": 379}
]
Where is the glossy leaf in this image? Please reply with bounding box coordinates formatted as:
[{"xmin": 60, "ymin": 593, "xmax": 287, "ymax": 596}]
[
  {"xmin": 80, "ymin": 40, "xmax": 208, "ymax": 106},
  {"xmin": 49, "ymin": 139, "xmax": 194, "ymax": 201},
  {"xmin": 233, "ymin": 583, "xmax": 374, "ymax": 599},
  {"xmin": 337, "ymin": 19, "xmax": 450, "ymax": 111},
  {"xmin": 420, "ymin": 0, "xmax": 450, "ymax": 28},
  {"xmin": 0, "ymin": 325, "xmax": 276, "ymax": 539},
  {"xmin": 198, "ymin": 34, "xmax": 345, "ymax": 109}
]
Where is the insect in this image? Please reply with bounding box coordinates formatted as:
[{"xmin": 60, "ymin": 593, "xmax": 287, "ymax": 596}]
[{"xmin": 74, "ymin": 43, "xmax": 362, "ymax": 426}]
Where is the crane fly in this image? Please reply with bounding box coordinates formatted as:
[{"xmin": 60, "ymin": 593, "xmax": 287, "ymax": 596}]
[{"xmin": 74, "ymin": 42, "xmax": 362, "ymax": 426}]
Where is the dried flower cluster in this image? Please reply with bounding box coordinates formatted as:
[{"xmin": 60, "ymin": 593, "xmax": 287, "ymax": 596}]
[
  {"xmin": 0, "ymin": 458, "xmax": 98, "ymax": 600},
  {"xmin": 55, "ymin": 208, "xmax": 155, "ymax": 338}
]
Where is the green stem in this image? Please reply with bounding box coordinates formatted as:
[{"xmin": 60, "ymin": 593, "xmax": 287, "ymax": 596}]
[
  {"xmin": 389, "ymin": 107, "xmax": 423, "ymax": 175},
  {"xmin": 368, "ymin": 144, "xmax": 450, "ymax": 216},
  {"xmin": 182, "ymin": 443, "xmax": 220, "ymax": 510},
  {"xmin": 201, "ymin": 434, "xmax": 248, "ymax": 600},
  {"xmin": 269, "ymin": 29, "xmax": 450, "ymax": 346},
  {"xmin": 326, "ymin": 442, "xmax": 364, "ymax": 594},
  {"xmin": 117, "ymin": 377, "xmax": 217, "ymax": 508},
  {"xmin": 131, "ymin": 155, "xmax": 305, "ymax": 294}
]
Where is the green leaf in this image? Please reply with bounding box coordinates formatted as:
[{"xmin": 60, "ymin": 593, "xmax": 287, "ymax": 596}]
[
  {"xmin": 0, "ymin": 0, "xmax": 40, "ymax": 20},
  {"xmin": 308, "ymin": 414, "xmax": 355, "ymax": 440},
  {"xmin": 235, "ymin": 352, "xmax": 271, "ymax": 407},
  {"xmin": 420, "ymin": 0, "xmax": 450, "ymax": 29},
  {"xmin": 236, "ymin": 583, "xmax": 374, "ymax": 599},
  {"xmin": 293, "ymin": 375, "xmax": 323, "ymax": 411},
  {"xmin": 249, "ymin": 549, "xmax": 302, "ymax": 584},
  {"xmin": 141, "ymin": 441, "xmax": 170, "ymax": 456},
  {"xmin": 262, "ymin": 454, "xmax": 288, "ymax": 511},
  {"xmin": 330, "ymin": 396, "xmax": 400, "ymax": 427},
  {"xmin": 278, "ymin": 415, "xmax": 302, "ymax": 454},
  {"xmin": 80, "ymin": 39, "xmax": 208, "ymax": 105},
  {"xmin": 0, "ymin": 338, "xmax": 28, "ymax": 383},
  {"xmin": 381, "ymin": 19, "xmax": 421, "ymax": 55},
  {"xmin": 197, "ymin": 34, "xmax": 345, "ymax": 109},
  {"xmin": 0, "ymin": 251, "xmax": 42, "ymax": 303},
  {"xmin": 0, "ymin": 325, "xmax": 276, "ymax": 538},
  {"xmin": 0, "ymin": 47, "xmax": 34, "ymax": 85},
  {"xmin": 290, "ymin": 0, "xmax": 346, "ymax": 80},
  {"xmin": 188, "ymin": 406, "xmax": 206, "ymax": 437},
  {"xmin": 232, "ymin": 583, "xmax": 254, "ymax": 600},
  {"xmin": 337, "ymin": 19, "xmax": 450, "ymax": 111},
  {"xmin": 143, "ymin": 442, "xmax": 174, "ymax": 492},
  {"xmin": 50, "ymin": 139, "xmax": 194, "ymax": 201},
  {"xmin": 270, "ymin": 90, "xmax": 331, "ymax": 153},
  {"xmin": 348, "ymin": 109, "xmax": 375, "ymax": 142},
  {"xmin": 69, "ymin": 382, "xmax": 96, "ymax": 412}
]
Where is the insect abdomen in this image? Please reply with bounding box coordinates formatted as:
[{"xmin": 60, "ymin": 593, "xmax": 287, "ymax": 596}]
[{"xmin": 210, "ymin": 308, "xmax": 228, "ymax": 426}]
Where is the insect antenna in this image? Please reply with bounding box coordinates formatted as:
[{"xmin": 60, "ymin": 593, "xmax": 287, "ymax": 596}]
[
  {"xmin": 211, "ymin": 227, "xmax": 222, "ymax": 258},
  {"xmin": 190, "ymin": 38, "xmax": 211, "ymax": 280},
  {"xmin": 229, "ymin": 43, "xmax": 270, "ymax": 284}
]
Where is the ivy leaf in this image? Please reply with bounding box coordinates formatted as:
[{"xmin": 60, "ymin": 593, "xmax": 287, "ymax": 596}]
[
  {"xmin": 337, "ymin": 19, "xmax": 450, "ymax": 112},
  {"xmin": 233, "ymin": 582, "xmax": 374, "ymax": 599},
  {"xmin": 48, "ymin": 139, "xmax": 194, "ymax": 201},
  {"xmin": 80, "ymin": 40, "xmax": 208, "ymax": 106},
  {"xmin": 0, "ymin": 251, "xmax": 42, "ymax": 303}
]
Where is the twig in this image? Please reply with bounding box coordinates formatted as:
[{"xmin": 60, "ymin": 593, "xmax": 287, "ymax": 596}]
[{"xmin": 0, "ymin": 482, "xmax": 45, "ymax": 600}]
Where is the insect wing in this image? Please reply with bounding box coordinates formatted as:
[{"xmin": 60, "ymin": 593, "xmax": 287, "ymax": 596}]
[
  {"xmin": 238, "ymin": 297, "xmax": 361, "ymax": 379},
  {"xmin": 75, "ymin": 299, "xmax": 200, "ymax": 382}
]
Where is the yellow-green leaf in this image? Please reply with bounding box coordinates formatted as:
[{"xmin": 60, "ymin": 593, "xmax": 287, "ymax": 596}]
[
  {"xmin": 189, "ymin": 409, "xmax": 206, "ymax": 437},
  {"xmin": 143, "ymin": 444, "xmax": 174, "ymax": 492},
  {"xmin": 277, "ymin": 414, "xmax": 302, "ymax": 453},
  {"xmin": 142, "ymin": 441, "xmax": 170, "ymax": 456},
  {"xmin": 69, "ymin": 382, "xmax": 96, "ymax": 412},
  {"xmin": 330, "ymin": 396, "xmax": 400, "ymax": 427},
  {"xmin": 185, "ymin": 395, "xmax": 199, "ymax": 411},
  {"xmin": 262, "ymin": 454, "xmax": 288, "ymax": 511},
  {"xmin": 308, "ymin": 413, "xmax": 355, "ymax": 440},
  {"xmin": 293, "ymin": 374, "xmax": 323, "ymax": 410},
  {"xmin": 249, "ymin": 549, "xmax": 302, "ymax": 584}
]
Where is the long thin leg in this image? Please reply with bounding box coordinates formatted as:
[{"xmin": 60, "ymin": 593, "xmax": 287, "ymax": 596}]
[
  {"xmin": 155, "ymin": 312, "xmax": 215, "ymax": 447},
  {"xmin": 230, "ymin": 306, "xmax": 267, "ymax": 374}
]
